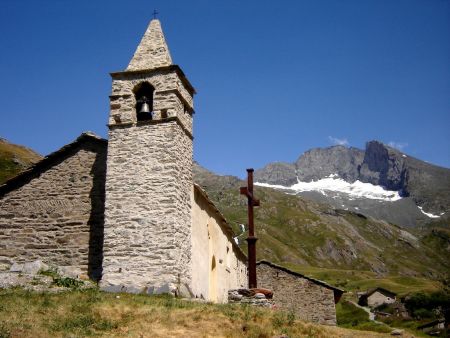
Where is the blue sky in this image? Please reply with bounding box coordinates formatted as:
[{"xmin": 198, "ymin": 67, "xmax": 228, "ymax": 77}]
[{"xmin": 0, "ymin": 0, "xmax": 449, "ymax": 177}]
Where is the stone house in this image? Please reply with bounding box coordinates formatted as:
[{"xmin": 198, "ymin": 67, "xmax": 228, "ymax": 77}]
[
  {"xmin": 256, "ymin": 260, "xmax": 344, "ymax": 325},
  {"xmin": 0, "ymin": 19, "xmax": 247, "ymax": 303},
  {"xmin": 357, "ymin": 287, "xmax": 396, "ymax": 308}
]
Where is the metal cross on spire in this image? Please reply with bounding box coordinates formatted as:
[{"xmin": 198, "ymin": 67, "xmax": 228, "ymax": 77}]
[
  {"xmin": 152, "ymin": 9, "xmax": 159, "ymax": 19},
  {"xmin": 240, "ymin": 168, "xmax": 260, "ymax": 289}
]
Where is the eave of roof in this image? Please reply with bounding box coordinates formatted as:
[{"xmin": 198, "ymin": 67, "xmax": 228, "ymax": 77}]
[
  {"xmin": 257, "ymin": 260, "xmax": 345, "ymax": 294},
  {"xmin": 417, "ymin": 318, "xmax": 444, "ymax": 330},
  {"xmin": 0, "ymin": 132, "xmax": 107, "ymax": 198},
  {"xmin": 361, "ymin": 287, "xmax": 397, "ymax": 298},
  {"xmin": 110, "ymin": 65, "xmax": 196, "ymax": 96}
]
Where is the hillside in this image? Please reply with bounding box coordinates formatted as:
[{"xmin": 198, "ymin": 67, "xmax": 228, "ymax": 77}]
[
  {"xmin": 0, "ymin": 288, "xmax": 396, "ymax": 338},
  {"xmin": 0, "ymin": 138, "xmax": 42, "ymax": 184},
  {"xmin": 193, "ymin": 163, "xmax": 450, "ymax": 280}
]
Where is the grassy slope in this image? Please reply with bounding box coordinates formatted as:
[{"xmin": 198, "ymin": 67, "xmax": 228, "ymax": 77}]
[
  {"xmin": 193, "ymin": 167, "xmax": 449, "ymax": 294},
  {"xmin": 285, "ymin": 265, "xmax": 441, "ymax": 296},
  {"xmin": 0, "ymin": 139, "xmax": 41, "ymax": 184},
  {"xmin": 206, "ymin": 184, "xmax": 449, "ymax": 279},
  {"xmin": 0, "ymin": 288, "xmax": 394, "ymax": 338}
]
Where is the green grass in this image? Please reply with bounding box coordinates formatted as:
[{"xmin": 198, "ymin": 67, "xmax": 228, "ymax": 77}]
[
  {"xmin": 0, "ymin": 287, "xmax": 391, "ymax": 338},
  {"xmin": 281, "ymin": 264, "xmax": 442, "ymax": 296},
  {"xmin": 336, "ymin": 301, "xmax": 391, "ymax": 333}
]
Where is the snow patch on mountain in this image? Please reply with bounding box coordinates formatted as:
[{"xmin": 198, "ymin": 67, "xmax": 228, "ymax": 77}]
[
  {"xmin": 255, "ymin": 174, "xmax": 403, "ymax": 201},
  {"xmin": 417, "ymin": 206, "xmax": 440, "ymax": 218}
]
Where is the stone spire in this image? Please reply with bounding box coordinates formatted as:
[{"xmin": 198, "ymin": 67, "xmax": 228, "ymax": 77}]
[{"xmin": 126, "ymin": 19, "xmax": 173, "ymax": 71}]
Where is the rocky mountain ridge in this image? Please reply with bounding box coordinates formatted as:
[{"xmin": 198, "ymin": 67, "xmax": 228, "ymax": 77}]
[{"xmin": 254, "ymin": 141, "xmax": 450, "ymax": 225}]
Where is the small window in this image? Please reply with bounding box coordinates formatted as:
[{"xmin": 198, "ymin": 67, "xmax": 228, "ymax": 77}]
[
  {"xmin": 161, "ymin": 109, "xmax": 168, "ymax": 119},
  {"xmin": 133, "ymin": 82, "xmax": 154, "ymax": 121}
]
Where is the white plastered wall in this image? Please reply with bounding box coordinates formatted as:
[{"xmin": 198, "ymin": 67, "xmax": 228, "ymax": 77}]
[{"xmin": 191, "ymin": 185, "xmax": 247, "ymax": 303}]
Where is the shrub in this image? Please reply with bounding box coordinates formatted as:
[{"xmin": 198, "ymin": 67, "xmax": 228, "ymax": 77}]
[
  {"xmin": 404, "ymin": 290, "xmax": 450, "ymax": 320},
  {"xmin": 53, "ymin": 277, "xmax": 84, "ymax": 289}
]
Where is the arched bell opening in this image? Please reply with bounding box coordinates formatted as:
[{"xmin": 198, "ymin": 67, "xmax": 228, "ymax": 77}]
[{"xmin": 133, "ymin": 82, "xmax": 155, "ymax": 121}]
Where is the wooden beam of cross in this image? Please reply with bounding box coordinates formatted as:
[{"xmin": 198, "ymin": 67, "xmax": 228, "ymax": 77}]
[{"xmin": 240, "ymin": 168, "xmax": 260, "ymax": 289}]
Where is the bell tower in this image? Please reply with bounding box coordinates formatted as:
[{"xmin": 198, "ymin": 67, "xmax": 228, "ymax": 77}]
[{"xmin": 100, "ymin": 19, "xmax": 195, "ymax": 294}]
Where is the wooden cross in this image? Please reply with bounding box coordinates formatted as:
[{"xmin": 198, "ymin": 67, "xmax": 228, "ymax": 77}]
[
  {"xmin": 240, "ymin": 168, "xmax": 260, "ymax": 288},
  {"xmin": 153, "ymin": 9, "xmax": 159, "ymax": 19}
]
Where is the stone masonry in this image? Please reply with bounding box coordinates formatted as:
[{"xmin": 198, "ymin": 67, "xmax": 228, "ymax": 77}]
[
  {"xmin": 127, "ymin": 19, "xmax": 172, "ymax": 71},
  {"xmin": 101, "ymin": 121, "xmax": 193, "ymax": 293},
  {"xmin": 0, "ymin": 134, "xmax": 106, "ymax": 280},
  {"xmin": 100, "ymin": 19, "xmax": 196, "ymax": 295},
  {"xmin": 257, "ymin": 261, "xmax": 343, "ymax": 325}
]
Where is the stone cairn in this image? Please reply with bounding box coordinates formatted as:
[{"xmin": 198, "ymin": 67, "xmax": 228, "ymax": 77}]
[{"xmin": 228, "ymin": 288, "xmax": 274, "ymax": 307}]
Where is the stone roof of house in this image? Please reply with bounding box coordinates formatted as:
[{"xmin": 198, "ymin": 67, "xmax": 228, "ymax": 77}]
[
  {"xmin": 256, "ymin": 260, "xmax": 345, "ymax": 294},
  {"xmin": 359, "ymin": 287, "xmax": 397, "ymax": 298},
  {"xmin": 417, "ymin": 318, "xmax": 445, "ymax": 330},
  {"xmin": 0, "ymin": 132, "xmax": 107, "ymax": 198},
  {"xmin": 193, "ymin": 183, "xmax": 247, "ymax": 262}
]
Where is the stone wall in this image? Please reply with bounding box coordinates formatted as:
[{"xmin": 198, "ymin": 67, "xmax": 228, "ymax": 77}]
[
  {"xmin": 191, "ymin": 185, "xmax": 247, "ymax": 302},
  {"xmin": 101, "ymin": 120, "xmax": 193, "ymax": 294},
  {"xmin": 257, "ymin": 263, "xmax": 337, "ymax": 325},
  {"xmin": 0, "ymin": 136, "xmax": 106, "ymax": 280},
  {"xmin": 109, "ymin": 69, "xmax": 194, "ymax": 134}
]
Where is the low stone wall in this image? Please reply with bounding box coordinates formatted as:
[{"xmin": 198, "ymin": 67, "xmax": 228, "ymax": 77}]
[{"xmin": 228, "ymin": 288, "xmax": 274, "ymax": 308}]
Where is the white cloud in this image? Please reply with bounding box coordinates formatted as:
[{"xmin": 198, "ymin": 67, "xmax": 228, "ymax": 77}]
[
  {"xmin": 328, "ymin": 136, "xmax": 349, "ymax": 146},
  {"xmin": 388, "ymin": 141, "xmax": 408, "ymax": 151}
]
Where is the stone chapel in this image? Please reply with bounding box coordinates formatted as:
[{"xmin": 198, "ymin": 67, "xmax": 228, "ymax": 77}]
[
  {"xmin": 0, "ymin": 19, "xmax": 344, "ymax": 324},
  {"xmin": 0, "ymin": 19, "xmax": 247, "ymax": 303}
]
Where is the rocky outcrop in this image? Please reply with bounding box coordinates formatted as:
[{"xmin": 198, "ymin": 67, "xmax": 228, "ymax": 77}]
[
  {"xmin": 253, "ymin": 162, "xmax": 297, "ymax": 186},
  {"xmin": 296, "ymin": 146, "xmax": 365, "ymax": 182},
  {"xmin": 359, "ymin": 141, "xmax": 407, "ymax": 192}
]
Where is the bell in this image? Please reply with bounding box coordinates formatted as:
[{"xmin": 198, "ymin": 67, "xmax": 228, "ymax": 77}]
[{"xmin": 139, "ymin": 102, "xmax": 150, "ymax": 114}]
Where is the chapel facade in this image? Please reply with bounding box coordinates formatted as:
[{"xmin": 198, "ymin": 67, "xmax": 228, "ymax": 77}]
[{"xmin": 0, "ymin": 19, "xmax": 247, "ymax": 303}]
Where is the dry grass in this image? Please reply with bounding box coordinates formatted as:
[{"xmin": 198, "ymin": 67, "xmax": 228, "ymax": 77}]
[{"xmin": 0, "ymin": 288, "xmax": 408, "ymax": 338}]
